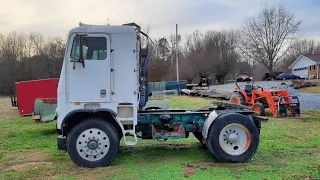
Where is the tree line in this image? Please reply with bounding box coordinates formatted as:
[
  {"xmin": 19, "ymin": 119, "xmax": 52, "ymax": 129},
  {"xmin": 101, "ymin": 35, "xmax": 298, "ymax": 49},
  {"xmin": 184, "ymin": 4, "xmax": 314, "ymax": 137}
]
[
  {"xmin": 1, "ymin": 2, "xmax": 320, "ymax": 95},
  {"xmin": 0, "ymin": 32, "xmax": 65, "ymax": 95}
]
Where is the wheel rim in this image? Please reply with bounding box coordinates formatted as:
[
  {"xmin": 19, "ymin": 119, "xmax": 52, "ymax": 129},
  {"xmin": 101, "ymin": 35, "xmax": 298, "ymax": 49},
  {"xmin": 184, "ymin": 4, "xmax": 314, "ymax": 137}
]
[
  {"xmin": 219, "ymin": 123, "xmax": 251, "ymax": 155},
  {"xmin": 231, "ymin": 97, "xmax": 239, "ymax": 104},
  {"xmin": 253, "ymin": 106, "xmax": 260, "ymax": 115},
  {"xmin": 76, "ymin": 128, "xmax": 110, "ymax": 161}
]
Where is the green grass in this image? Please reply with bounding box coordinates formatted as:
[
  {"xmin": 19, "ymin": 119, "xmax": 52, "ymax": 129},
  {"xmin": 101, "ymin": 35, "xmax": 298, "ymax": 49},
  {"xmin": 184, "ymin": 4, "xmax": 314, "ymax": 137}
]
[{"xmin": 0, "ymin": 96, "xmax": 319, "ymax": 180}]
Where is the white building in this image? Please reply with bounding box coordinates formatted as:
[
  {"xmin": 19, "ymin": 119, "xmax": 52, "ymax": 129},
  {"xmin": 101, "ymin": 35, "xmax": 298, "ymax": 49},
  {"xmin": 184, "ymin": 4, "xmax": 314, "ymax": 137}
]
[{"xmin": 288, "ymin": 54, "xmax": 320, "ymax": 79}]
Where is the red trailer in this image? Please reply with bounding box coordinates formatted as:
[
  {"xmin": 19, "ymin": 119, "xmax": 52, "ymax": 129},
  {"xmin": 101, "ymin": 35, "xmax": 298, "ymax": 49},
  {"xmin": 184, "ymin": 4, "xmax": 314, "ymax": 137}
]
[{"xmin": 15, "ymin": 78, "xmax": 59, "ymax": 115}]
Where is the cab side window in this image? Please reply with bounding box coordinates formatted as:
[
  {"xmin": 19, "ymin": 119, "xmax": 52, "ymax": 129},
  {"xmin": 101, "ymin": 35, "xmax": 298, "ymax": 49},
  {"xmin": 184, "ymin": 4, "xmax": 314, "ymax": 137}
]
[{"xmin": 71, "ymin": 36, "xmax": 107, "ymax": 60}]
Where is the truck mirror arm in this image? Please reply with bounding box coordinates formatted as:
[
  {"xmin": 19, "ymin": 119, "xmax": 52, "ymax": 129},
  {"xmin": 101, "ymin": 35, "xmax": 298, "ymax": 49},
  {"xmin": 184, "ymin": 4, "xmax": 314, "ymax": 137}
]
[{"xmin": 79, "ymin": 34, "xmax": 85, "ymax": 68}]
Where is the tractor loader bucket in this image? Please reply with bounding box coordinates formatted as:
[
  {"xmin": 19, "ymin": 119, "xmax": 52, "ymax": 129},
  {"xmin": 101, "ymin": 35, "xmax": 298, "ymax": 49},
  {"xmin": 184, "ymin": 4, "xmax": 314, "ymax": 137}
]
[{"xmin": 276, "ymin": 96, "xmax": 300, "ymax": 118}]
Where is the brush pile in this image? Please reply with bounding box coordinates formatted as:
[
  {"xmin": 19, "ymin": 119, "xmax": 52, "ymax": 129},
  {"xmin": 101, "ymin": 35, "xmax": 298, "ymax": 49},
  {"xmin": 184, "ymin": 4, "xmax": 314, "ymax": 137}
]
[
  {"xmin": 180, "ymin": 89, "xmax": 232, "ymax": 100},
  {"xmin": 290, "ymin": 80, "xmax": 317, "ymax": 89}
]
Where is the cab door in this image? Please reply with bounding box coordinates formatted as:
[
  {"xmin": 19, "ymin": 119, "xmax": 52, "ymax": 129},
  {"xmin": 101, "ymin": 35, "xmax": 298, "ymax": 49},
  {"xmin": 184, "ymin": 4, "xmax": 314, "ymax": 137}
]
[{"xmin": 67, "ymin": 33, "xmax": 111, "ymax": 103}]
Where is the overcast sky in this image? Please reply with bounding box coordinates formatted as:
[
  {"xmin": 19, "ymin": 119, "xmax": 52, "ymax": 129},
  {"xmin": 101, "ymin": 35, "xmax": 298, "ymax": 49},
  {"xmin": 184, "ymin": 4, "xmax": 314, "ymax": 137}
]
[{"xmin": 1, "ymin": 0, "xmax": 320, "ymax": 40}]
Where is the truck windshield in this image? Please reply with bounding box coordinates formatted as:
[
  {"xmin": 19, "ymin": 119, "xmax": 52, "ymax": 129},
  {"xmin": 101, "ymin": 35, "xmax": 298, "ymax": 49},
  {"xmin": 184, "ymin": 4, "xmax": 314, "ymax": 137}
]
[{"xmin": 70, "ymin": 36, "xmax": 107, "ymax": 60}]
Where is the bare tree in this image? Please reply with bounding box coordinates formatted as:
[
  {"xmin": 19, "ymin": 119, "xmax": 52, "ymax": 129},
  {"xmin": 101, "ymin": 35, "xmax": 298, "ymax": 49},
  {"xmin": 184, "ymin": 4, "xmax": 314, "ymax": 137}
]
[
  {"xmin": 140, "ymin": 24, "xmax": 151, "ymax": 48},
  {"xmin": 179, "ymin": 57, "xmax": 195, "ymax": 83},
  {"xmin": 148, "ymin": 37, "xmax": 171, "ymax": 81},
  {"xmin": 0, "ymin": 32, "xmax": 27, "ymax": 94},
  {"xmin": 43, "ymin": 37, "xmax": 66, "ymax": 77},
  {"xmin": 238, "ymin": 3, "xmax": 302, "ymax": 72},
  {"xmin": 158, "ymin": 38, "xmax": 170, "ymax": 61},
  {"xmin": 204, "ymin": 30, "xmax": 239, "ymax": 84},
  {"xmin": 184, "ymin": 30, "xmax": 206, "ymax": 82},
  {"xmin": 0, "ymin": 33, "xmax": 4, "ymax": 63},
  {"xmin": 28, "ymin": 33, "xmax": 66, "ymax": 78}
]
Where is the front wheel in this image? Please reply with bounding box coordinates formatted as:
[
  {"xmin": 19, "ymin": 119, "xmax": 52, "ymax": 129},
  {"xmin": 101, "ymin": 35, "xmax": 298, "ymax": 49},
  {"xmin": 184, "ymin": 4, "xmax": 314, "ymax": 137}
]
[
  {"xmin": 66, "ymin": 118, "xmax": 120, "ymax": 168},
  {"xmin": 206, "ymin": 113, "xmax": 259, "ymax": 163}
]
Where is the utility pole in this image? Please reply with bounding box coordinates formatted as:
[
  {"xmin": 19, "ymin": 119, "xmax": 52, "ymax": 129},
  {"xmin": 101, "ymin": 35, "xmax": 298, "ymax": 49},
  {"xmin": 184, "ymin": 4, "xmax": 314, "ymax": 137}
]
[{"xmin": 176, "ymin": 24, "xmax": 179, "ymax": 82}]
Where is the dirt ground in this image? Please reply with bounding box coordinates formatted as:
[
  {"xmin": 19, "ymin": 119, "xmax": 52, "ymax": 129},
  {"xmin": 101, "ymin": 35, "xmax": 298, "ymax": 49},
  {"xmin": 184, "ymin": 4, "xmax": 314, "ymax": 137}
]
[{"xmin": 0, "ymin": 97, "xmax": 19, "ymax": 120}]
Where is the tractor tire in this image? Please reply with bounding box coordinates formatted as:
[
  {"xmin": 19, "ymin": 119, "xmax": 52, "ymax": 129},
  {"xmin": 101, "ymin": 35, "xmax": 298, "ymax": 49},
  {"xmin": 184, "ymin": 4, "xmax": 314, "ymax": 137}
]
[
  {"xmin": 206, "ymin": 113, "xmax": 259, "ymax": 163},
  {"xmin": 253, "ymin": 102, "xmax": 265, "ymax": 116},
  {"xmin": 230, "ymin": 93, "xmax": 245, "ymax": 105},
  {"xmin": 66, "ymin": 118, "xmax": 120, "ymax": 168}
]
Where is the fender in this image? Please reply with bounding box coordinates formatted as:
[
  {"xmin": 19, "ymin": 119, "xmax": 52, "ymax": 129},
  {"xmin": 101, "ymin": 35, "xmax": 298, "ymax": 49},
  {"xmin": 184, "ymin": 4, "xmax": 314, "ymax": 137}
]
[
  {"xmin": 202, "ymin": 111, "xmax": 219, "ymax": 139},
  {"xmin": 61, "ymin": 108, "xmax": 117, "ymax": 135}
]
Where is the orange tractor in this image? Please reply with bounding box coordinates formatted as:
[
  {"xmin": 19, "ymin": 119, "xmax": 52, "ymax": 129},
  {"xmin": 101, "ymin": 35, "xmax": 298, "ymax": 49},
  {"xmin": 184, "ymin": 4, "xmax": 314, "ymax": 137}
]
[{"xmin": 230, "ymin": 73, "xmax": 300, "ymax": 118}]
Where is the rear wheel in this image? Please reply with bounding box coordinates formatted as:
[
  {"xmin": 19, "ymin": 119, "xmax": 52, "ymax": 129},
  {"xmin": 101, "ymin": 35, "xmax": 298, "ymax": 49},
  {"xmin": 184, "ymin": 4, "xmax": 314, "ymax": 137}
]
[
  {"xmin": 230, "ymin": 93, "xmax": 245, "ymax": 105},
  {"xmin": 66, "ymin": 118, "xmax": 120, "ymax": 168},
  {"xmin": 253, "ymin": 102, "xmax": 265, "ymax": 116},
  {"xmin": 206, "ymin": 113, "xmax": 259, "ymax": 163}
]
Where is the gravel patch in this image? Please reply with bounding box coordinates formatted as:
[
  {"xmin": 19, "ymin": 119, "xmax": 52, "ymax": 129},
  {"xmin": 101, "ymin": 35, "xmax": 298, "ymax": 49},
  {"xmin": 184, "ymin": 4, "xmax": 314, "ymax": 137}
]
[{"xmin": 297, "ymin": 93, "xmax": 320, "ymax": 110}]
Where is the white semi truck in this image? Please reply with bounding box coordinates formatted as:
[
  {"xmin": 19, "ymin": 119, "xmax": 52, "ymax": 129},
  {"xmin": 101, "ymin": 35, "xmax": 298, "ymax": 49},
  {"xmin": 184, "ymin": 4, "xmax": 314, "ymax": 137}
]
[{"xmin": 56, "ymin": 22, "xmax": 267, "ymax": 168}]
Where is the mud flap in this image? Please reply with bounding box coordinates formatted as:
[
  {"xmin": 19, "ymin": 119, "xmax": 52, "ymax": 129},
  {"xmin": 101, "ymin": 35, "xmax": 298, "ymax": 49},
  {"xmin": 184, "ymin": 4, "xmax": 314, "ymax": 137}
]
[
  {"xmin": 253, "ymin": 115, "xmax": 268, "ymax": 134},
  {"xmin": 58, "ymin": 135, "xmax": 67, "ymax": 151}
]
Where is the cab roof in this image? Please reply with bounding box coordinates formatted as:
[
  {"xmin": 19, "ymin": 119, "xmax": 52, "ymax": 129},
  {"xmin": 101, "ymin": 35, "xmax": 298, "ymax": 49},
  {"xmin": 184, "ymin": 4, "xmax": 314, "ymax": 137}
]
[{"xmin": 68, "ymin": 23, "xmax": 138, "ymax": 35}]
